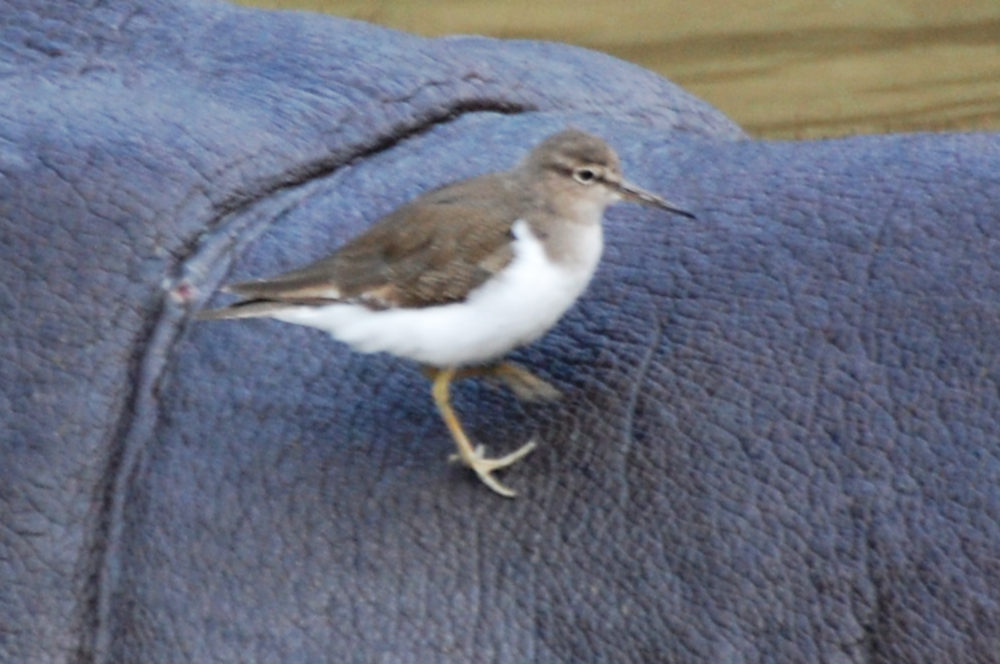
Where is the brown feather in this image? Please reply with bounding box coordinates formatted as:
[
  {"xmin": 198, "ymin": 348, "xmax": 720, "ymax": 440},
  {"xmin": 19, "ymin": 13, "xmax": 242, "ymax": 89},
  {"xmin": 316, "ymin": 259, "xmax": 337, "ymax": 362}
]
[
  {"xmin": 210, "ymin": 129, "xmax": 684, "ymax": 316},
  {"xmin": 226, "ymin": 173, "xmax": 526, "ymax": 309}
]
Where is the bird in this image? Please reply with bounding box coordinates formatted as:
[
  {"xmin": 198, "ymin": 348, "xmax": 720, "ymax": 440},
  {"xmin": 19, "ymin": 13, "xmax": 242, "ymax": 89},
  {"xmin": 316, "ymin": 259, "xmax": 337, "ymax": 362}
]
[{"xmin": 198, "ymin": 129, "xmax": 694, "ymax": 496}]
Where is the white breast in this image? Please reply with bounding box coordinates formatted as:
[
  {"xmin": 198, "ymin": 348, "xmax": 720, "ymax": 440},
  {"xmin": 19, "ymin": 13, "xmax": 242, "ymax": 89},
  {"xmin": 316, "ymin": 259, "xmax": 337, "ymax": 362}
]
[{"xmin": 270, "ymin": 220, "xmax": 604, "ymax": 367}]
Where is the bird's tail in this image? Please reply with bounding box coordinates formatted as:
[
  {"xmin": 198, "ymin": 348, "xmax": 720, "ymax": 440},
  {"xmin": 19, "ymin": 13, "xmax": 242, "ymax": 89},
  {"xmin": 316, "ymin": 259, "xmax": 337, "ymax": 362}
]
[{"xmin": 195, "ymin": 300, "xmax": 293, "ymax": 321}]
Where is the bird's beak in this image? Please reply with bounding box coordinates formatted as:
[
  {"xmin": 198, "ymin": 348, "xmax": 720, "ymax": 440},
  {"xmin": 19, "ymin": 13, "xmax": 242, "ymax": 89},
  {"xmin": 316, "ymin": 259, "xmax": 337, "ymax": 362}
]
[{"xmin": 617, "ymin": 179, "xmax": 696, "ymax": 219}]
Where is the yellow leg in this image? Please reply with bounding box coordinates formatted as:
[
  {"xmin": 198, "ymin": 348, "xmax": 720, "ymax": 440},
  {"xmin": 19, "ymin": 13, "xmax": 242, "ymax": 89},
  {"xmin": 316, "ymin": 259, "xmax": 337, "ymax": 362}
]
[
  {"xmin": 487, "ymin": 362, "xmax": 561, "ymax": 402},
  {"xmin": 429, "ymin": 367, "xmax": 537, "ymax": 497},
  {"xmin": 423, "ymin": 362, "xmax": 561, "ymax": 402}
]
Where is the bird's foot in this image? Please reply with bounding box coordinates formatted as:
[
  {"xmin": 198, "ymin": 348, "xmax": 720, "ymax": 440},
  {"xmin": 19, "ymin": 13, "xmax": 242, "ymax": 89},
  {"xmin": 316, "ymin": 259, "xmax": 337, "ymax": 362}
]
[{"xmin": 449, "ymin": 440, "xmax": 538, "ymax": 498}]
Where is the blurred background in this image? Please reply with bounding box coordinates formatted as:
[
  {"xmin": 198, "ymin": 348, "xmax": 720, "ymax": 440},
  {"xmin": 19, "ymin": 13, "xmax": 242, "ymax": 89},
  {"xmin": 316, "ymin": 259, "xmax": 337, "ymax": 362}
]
[{"xmin": 233, "ymin": 0, "xmax": 999, "ymax": 140}]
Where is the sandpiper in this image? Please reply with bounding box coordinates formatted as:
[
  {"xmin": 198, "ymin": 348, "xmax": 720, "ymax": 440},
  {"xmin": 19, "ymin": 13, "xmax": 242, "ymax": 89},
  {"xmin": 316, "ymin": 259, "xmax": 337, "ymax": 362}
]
[{"xmin": 199, "ymin": 129, "xmax": 694, "ymax": 496}]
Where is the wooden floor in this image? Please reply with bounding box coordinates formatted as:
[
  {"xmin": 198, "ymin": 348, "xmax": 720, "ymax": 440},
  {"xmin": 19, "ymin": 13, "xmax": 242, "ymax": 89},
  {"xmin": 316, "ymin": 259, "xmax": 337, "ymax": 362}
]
[{"xmin": 238, "ymin": 0, "xmax": 1000, "ymax": 139}]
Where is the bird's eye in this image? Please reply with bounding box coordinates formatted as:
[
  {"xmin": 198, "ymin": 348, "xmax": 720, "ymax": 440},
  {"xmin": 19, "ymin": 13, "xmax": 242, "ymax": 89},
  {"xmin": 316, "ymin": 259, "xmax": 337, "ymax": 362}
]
[{"xmin": 573, "ymin": 167, "xmax": 597, "ymax": 185}]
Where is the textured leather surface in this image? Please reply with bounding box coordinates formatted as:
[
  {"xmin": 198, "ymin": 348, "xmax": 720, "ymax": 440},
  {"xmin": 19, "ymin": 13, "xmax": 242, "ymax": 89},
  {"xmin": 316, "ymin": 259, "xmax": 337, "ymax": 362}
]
[{"xmin": 3, "ymin": 1, "xmax": 998, "ymax": 662}]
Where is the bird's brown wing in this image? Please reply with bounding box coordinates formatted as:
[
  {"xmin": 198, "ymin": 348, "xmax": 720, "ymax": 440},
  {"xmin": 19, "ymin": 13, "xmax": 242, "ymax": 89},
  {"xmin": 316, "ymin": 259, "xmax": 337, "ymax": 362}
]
[{"xmin": 224, "ymin": 176, "xmax": 520, "ymax": 310}]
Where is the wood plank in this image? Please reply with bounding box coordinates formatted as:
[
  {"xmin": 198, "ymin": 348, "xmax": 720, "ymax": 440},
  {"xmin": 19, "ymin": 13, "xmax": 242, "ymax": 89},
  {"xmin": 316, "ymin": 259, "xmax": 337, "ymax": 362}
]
[{"xmin": 236, "ymin": 0, "xmax": 1000, "ymax": 138}]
